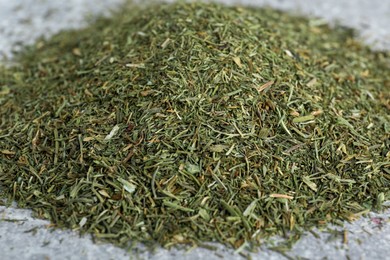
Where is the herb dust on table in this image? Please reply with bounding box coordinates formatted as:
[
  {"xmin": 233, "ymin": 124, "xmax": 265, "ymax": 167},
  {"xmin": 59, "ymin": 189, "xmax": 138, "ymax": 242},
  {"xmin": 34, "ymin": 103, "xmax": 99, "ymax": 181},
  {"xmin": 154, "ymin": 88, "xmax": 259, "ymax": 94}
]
[{"xmin": 0, "ymin": 1, "xmax": 389, "ymax": 250}]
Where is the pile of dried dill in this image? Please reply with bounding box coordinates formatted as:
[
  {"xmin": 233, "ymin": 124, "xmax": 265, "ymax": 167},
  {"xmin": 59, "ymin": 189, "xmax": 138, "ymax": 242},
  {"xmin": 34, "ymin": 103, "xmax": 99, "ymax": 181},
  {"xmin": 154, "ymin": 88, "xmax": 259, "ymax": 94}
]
[{"xmin": 0, "ymin": 1, "xmax": 389, "ymax": 249}]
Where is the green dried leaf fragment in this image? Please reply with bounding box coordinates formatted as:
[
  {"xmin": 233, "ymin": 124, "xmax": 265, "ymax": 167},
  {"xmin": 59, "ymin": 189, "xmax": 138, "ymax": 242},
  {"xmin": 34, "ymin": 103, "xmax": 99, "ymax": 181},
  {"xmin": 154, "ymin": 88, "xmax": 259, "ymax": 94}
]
[
  {"xmin": 209, "ymin": 144, "xmax": 229, "ymax": 153},
  {"xmin": 163, "ymin": 200, "xmax": 195, "ymax": 213},
  {"xmin": 185, "ymin": 163, "xmax": 201, "ymax": 174},
  {"xmin": 117, "ymin": 178, "xmax": 136, "ymax": 194},
  {"xmin": 292, "ymin": 115, "xmax": 315, "ymax": 123},
  {"xmin": 302, "ymin": 176, "xmax": 318, "ymax": 192}
]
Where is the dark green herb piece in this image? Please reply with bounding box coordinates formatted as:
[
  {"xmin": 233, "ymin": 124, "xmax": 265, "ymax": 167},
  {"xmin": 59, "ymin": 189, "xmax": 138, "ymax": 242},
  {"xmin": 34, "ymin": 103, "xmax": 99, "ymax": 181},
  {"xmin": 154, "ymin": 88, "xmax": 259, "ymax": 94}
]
[{"xmin": 0, "ymin": 1, "xmax": 389, "ymax": 249}]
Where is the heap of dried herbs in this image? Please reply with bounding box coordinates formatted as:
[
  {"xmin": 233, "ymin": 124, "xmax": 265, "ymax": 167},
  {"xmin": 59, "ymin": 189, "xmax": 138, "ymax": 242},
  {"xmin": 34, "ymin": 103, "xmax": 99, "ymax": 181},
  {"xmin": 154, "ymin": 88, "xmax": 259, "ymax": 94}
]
[{"xmin": 0, "ymin": 1, "xmax": 389, "ymax": 249}]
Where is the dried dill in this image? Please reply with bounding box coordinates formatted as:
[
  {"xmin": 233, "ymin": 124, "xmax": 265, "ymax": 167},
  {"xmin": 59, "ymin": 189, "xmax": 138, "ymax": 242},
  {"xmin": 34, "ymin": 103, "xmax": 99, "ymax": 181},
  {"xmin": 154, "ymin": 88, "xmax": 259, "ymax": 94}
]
[{"xmin": 0, "ymin": 1, "xmax": 389, "ymax": 249}]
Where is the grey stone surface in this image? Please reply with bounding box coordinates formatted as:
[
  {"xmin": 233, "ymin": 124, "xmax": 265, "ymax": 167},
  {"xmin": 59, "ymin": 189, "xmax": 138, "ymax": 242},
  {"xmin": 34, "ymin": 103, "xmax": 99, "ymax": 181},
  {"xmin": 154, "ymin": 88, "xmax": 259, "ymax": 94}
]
[
  {"xmin": 0, "ymin": 0, "xmax": 389, "ymax": 259},
  {"xmin": 0, "ymin": 0, "xmax": 125, "ymax": 60},
  {"xmin": 1, "ymin": 204, "xmax": 390, "ymax": 259}
]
